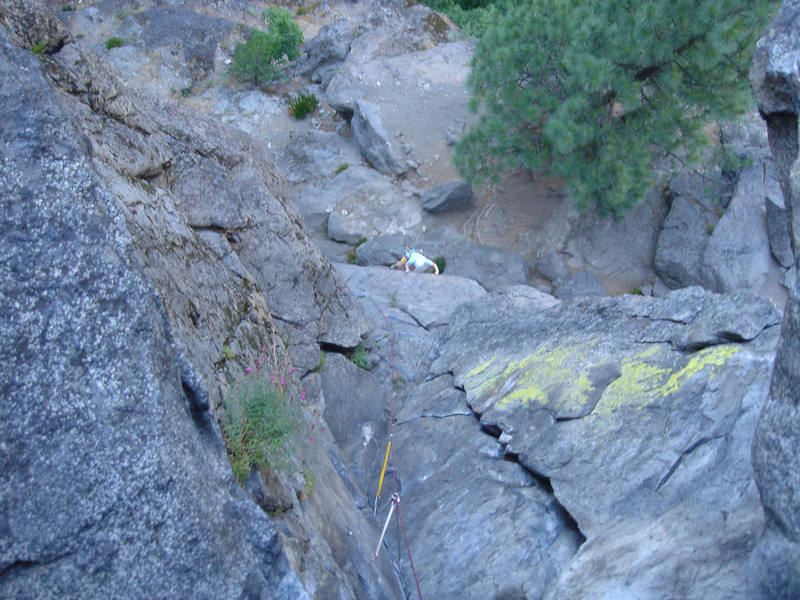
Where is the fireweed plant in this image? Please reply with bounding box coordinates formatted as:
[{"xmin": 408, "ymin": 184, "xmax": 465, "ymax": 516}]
[{"xmin": 222, "ymin": 345, "xmax": 324, "ymax": 483}]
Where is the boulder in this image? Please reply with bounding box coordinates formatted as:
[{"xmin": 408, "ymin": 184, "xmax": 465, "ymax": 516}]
[
  {"xmin": 655, "ymin": 195, "xmax": 712, "ymax": 288},
  {"xmin": 420, "ymin": 180, "xmax": 474, "ymax": 213},
  {"xmin": 433, "ymin": 287, "xmax": 780, "ymax": 599},
  {"xmin": 327, "ymin": 179, "xmax": 423, "ymax": 244},
  {"xmin": 351, "ymin": 99, "xmax": 406, "ymax": 175},
  {"xmin": 766, "ymin": 190, "xmax": 795, "ymax": 268},
  {"xmin": 563, "ymin": 185, "xmax": 668, "ymax": 294},
  {"xmin": 135, "ymin": 6, "xmax": 229, "ymax": 79},
  {"xmin": 354, "ymin": 231, "xmax": 409, "ymax": 266},
  {"xmin": 536, "ymin": 251, "xmax": 570, "ymax": 282},
  {"xmin": 700, "ymin": 164, "xmax": 784, "ymax": 297},
  {"xmin": 295, "ymin": 18, "xmax": 362, "ymax": 82}
]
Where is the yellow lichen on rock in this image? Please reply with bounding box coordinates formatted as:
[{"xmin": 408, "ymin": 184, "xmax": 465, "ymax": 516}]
[
  {"xmin": 461, "ymin": 342, "xmax": 598, "ymax": 413},
  {"xmin": 598, "ymin": 344, "xmax": 742, "ymax": 414}
]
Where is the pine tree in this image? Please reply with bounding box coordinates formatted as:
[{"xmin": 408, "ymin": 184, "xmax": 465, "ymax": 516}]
[{"xmin": 454, "ymin": 0, "xmax": 779, "ymax": 218}]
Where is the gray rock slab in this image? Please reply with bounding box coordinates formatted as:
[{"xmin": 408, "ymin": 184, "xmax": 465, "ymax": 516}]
[
  {"xmin": 327, "ymin": 179, "xmax": 423, "ymax": 244},
  {"xmin": 433, "ymin": 287, "xmax": 780, "ymax": 599},
  {"xmin": 278, "ymin": 129, "xmax": 365, "ymax": 183},
  {"xmin": 290, "ymin": 165, "xmax": 382, "ymax": 233},
  {"xmin": 335, "ymin": 263, "xmax": 487, "ymax": 330},
  {"xmin": 322, "ymin": 353, "xmax": 391, "ymax": 495},
  {"xmin": 358, "ymin": 234, "xmax": 532, "ymax": 291},
  {"xmin": 388, "ymin": 378, "xmax": 582, "ymax": 600}
]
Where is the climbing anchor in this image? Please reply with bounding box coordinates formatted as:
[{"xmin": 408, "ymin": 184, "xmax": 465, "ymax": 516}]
[{"xmin": 371, "ymin": 492, "xmax": 401, "ymax": 562}]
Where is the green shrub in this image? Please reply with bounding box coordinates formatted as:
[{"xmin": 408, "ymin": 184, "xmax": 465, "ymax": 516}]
[
  {"xmin": 229, "ymin": 7, "xmax": 302, "ymax": 87},
  {"xmin": 348, "ymin": 343, "xmax": 371, "ymax": 370},
  {"xmin": 334, "ymin": 163, "xmax": 349, "ymax": 175},
  {"xmin": 261, "ymin": 6, "xmax": 303, "ymax": 60},
  {"xmin": 433, "ymin": 256, "xmax": 446, "ymax": 273},
  {"xmin": 230, "ymin": 9, "xmax": 302, "ymax": 85},
  {"xmin": 222, "ymin": 360, "xmax": 303, "ymax": 481},
  {"xmin": 62, "ymin": 4, "xmax": 74, "ymax": 11},
  {"xmin": 289, "ymin": 93, "xmax": 318, "ymax": 119},
  {"xmin": 419, "ymin": 0, "xmax": 504, "ymax": 37},
  {"xmin": 105, "ymin": 37, "xmax": 123, "ymax": 49}
]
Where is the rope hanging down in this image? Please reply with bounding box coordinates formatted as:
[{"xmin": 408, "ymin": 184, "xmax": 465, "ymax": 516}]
[{"xmin": 366, "ymin": 293, "xmax": 424, "ymax": 600}]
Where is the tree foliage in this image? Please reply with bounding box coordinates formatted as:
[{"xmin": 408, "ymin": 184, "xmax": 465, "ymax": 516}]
[
  {"xmin": 228, "ymin": 6, "xmax": 303, "ymax": 87},
  {"xmin": 421, "ymin": 0, "xmax": 506, "ymax": 36},
  {"xmin": 454, "ymin": 0, "xmax": 778, "ymax": 218}
]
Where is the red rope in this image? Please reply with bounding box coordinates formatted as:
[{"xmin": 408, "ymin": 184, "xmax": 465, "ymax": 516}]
[{"xmin": 374, "ymin": 297, "xmax": 424, "ymax": 600}]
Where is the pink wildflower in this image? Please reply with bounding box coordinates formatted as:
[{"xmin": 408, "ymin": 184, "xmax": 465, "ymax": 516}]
[{"xmin": 245, "ymin": 366, "xmax": 252, "ymax": 374}]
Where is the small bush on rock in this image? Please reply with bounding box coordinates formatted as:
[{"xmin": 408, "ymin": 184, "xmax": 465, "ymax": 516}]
[
  {"xmin": 348, "ymin": 343, "xmax": 371, "ymax": 370},
  {"xmin": 289, "ymin": 93, "xmax": 318, "ymax": 119},
  {"xmin": 222, "ymin": 351, "xmax": 304, "ymax": 481},
  {"xmin": 105, "ymin": 37, "xmax": 123, "ymax": 49}
]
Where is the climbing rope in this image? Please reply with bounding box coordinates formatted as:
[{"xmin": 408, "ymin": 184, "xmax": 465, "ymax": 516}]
[{"xmin": 365, "ymin": 292, "xmax": 424, "ymax": 600}]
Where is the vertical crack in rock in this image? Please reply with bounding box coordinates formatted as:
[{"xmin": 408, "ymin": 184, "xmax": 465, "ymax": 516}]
[{"xmin": 475, "ymin": 408, "xmax": 587, "ymax": 548}]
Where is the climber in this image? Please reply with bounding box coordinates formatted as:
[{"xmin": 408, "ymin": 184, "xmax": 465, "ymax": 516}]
[{"xmin": 392, "ymin": 247, "xmax": 439, "ymax": 274}]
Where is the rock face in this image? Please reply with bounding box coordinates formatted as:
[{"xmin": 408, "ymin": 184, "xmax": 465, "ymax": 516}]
[
  {"xmin": 5, "ymin": 1, "xmax": 800, "ymax": 599},
  {"xmin": 432, "ymin": 287, "xmax": 780, "ymax": 599},
  {"xmin": 355, "ymin": 232, "xmax": 532, "ymax": 291},
  {"xmin": 0, "ymin": 2, "xmax": 400, "ymax": 598},
  {"xmin": 0, "ymin": 25, "xmax": 306, "ymax": 598},
  {"xmin": 749, "ymin": 1, "xmax": 800, "ymax": 597}
]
